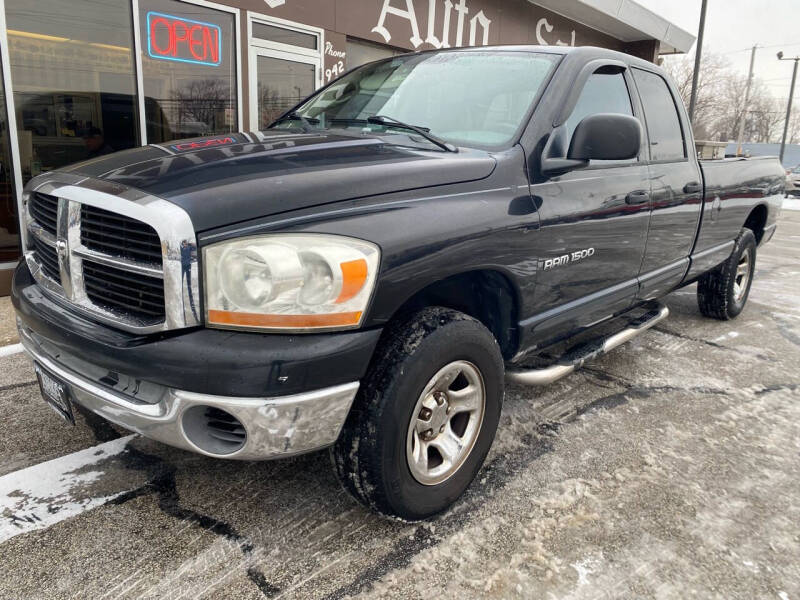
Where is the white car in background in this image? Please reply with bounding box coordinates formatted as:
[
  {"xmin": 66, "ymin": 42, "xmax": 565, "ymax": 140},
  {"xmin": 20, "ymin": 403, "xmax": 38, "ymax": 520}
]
[{"xmin": 787, "ymin": 165, "xmax": 800, "ymax": 196}]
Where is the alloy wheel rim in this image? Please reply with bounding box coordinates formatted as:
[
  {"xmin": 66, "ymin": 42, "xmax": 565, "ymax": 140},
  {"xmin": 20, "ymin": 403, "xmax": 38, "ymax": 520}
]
[
  {"xmin": 406, "ymin": 360, "xmax": 486, "ymax": 486},
  {"xmin": 733, "ymin": 250, "xmax": 751, "ymax": 303}
]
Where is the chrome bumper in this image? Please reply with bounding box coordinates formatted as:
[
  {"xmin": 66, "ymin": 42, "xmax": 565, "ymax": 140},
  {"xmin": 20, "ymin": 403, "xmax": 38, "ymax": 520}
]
[{"xmin": 20, "ymin": 326, "xmax": 359, "ymax": 460}]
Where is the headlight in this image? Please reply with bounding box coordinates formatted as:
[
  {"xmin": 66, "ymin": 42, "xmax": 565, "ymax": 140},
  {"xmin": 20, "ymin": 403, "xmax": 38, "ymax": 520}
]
[{"xmin": 203, "ymin": 234, "xmax": 380, "ymax": 332}]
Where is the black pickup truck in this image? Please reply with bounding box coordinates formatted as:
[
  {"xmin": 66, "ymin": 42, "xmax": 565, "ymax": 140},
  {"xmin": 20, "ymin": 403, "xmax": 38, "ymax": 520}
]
[{"xmin": 12, "ymin": 46, "xmax": 784, "ymax": 520}]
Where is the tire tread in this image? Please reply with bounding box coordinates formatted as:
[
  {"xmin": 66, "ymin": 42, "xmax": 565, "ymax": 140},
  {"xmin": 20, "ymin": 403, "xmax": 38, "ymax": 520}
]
[
  {"xmin": 332, "ymin": 307, "xmax": 501, "ymax": 519},
  {"xmin": 697, "ymin": 228, "xmax": 756, "ymax": 320}
]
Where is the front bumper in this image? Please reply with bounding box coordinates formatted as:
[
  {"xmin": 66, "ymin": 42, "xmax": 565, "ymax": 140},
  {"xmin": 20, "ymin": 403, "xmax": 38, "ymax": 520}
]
[
  {"xmin": 13, "ymin": 262, "xmax": 380, "ymax": 459},
  {"xmin": 21, "ymin": 322, "xmax": 358, "ymax": 459}
]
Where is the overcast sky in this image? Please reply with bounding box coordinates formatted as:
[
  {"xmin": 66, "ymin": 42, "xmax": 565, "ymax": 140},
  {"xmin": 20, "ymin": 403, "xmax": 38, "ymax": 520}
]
[{"xmin": 636, "ymin": 0, "xmax": 800, "ymax": 101}]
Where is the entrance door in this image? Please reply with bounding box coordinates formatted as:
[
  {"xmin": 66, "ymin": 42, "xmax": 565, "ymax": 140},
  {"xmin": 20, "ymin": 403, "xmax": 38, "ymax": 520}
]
[
  {"xmin": 247, "ymin": 17, "xmax": 323, "ymax": 130},
  {"xmin": 250, "ymin": 49, "xmax": 319, "ymax": 129}
]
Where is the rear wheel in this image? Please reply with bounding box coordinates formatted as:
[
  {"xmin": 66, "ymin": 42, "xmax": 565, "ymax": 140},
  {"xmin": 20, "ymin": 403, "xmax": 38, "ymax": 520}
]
[
  {"xmin": 332, "ymin": 307, "xmax": 504, "ymax": 520},
  {"xmin": 697, "ymin": 228, "xmax": 756, "ymax": 320}
]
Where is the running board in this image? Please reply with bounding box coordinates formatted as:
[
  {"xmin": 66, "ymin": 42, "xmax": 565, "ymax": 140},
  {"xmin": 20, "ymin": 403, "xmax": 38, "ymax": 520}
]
[{"xmin": 506, "ymin": 303, "xmax": 669, "ymax": 386}]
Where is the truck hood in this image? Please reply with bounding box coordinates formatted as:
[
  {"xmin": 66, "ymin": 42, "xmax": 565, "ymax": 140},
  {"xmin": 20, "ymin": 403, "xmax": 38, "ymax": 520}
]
[{"xmin": 62, "ymin": 131, "xmax": 497, "ymax": 232}]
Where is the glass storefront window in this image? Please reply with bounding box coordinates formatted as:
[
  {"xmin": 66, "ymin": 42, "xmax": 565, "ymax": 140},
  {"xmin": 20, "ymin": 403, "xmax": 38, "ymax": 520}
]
[
  {"xmin": 0, "ymin": 58, "xmax": 19, "ymax": 264},
  {"xmin": 346, "ymin": 38, "xmax": 401, "ymax": 71},
  {"xmin": 255, "ymin": 55, "xmax": 315, "ymax": 129},
  {"xmin": 253, "ymin": 23, "xmax": 317, "ymax": 50},
  {"xmin": 139, "ymin": 0, "xmax": 238, "ymax": 143},
  {"xmin": 6, "ymin": 0, "xmax": 139, "ymax": 184}
]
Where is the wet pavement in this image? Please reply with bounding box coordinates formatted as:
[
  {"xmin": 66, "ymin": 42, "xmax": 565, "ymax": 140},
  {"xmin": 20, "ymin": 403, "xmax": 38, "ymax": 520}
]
[{"xmin": 0, "ymin": 212, "xmax": 798, "ymax": 599}]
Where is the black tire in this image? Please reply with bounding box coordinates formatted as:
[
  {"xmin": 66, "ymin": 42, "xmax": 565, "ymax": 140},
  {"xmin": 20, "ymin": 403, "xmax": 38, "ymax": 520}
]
[
  {"xmin": 697, "ymin": 228, "xmax": 757, "ymax": 320},
  {"xmin": 332, "ymin": 307, "xmax": 504, "ymax": 520}
]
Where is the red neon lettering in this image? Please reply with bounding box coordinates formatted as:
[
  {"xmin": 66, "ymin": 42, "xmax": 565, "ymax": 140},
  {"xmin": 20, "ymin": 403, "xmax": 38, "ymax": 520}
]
[
  {"xmin": 172, "ymin": 21, "xmax": 190, "ymax": 57},
  {"xmin": 203, "ymin": 26, "xmax": 219, "ymax": 64},
  {"xmin": 188, "ymin": 25, "xmax": 204, "ymax": 61},
  {"xmin": 149, "ymin": 14, "xmax": 221, "ymax": 64},
  {"xmin": 149, "ymin": 16, "xmax": 173, "ymax": 56}
]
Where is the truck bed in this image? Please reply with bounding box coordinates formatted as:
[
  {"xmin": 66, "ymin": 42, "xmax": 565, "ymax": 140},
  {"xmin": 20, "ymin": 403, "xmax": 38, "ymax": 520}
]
[{"xmin": 686, "ymin": 155, "xmax": 785, "ymax": 280}]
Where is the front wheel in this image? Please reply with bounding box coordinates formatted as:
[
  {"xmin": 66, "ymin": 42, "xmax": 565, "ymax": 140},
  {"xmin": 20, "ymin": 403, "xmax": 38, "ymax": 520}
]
[
  {"xmin": 697, "ymin": 228, "xmax": 757, "ymax": 320},
  {"xmin": 332, "ymin": 307, "xmax": 504, "ymax": 520}
]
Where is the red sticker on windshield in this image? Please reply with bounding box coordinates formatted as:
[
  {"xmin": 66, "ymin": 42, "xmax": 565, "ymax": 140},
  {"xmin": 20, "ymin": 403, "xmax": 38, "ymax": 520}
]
[{"xmin": 170, "ymin": 137, "xmax": 236, "ymax": 152}]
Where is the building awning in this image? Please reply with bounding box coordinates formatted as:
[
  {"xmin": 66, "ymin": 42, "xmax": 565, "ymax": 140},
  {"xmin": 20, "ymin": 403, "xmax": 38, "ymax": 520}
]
[{"xmin": 530, "ymin": 0, "xmax": 696, "ymax": 54}]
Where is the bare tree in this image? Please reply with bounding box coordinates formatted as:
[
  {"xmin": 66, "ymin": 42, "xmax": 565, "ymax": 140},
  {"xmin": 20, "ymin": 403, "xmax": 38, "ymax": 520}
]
[
  {"xmin": 170, "ymin": 79, "xmax": 232, "ymax": 136},
  {"xmin": 662, "ymin": 52, "xmax": 728, "ymax": 139},
  {"xmin": 786, "ymin": 104, "xmax": 800, "ymax": 144},
  {"xmin": 663, "ymin": 51, "xmax": 792, "ymax": 145}
]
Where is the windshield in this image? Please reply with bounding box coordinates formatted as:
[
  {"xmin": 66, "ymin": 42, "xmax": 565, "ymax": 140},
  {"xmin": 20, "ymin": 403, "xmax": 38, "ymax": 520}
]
[
  {"xmin": 273, "ymin": 51, "xmax": 559, "ymax": 150},
  {"xmin": 793, "ymin": 165, "xmax": 800, "ymax": 174}
]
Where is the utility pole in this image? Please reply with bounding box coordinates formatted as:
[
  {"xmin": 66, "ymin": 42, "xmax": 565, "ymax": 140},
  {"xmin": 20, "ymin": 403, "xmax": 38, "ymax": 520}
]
[
  {"xmin": 736, "ymin": 46, "xmax": 757, "ymax": 156},
  {"xmin": 688, "ymin": 0, "xmax": 708, "ymax": 123},
  {"xmin": 777, "ymin": 51, "xmax": 799, "ymax": 165}
]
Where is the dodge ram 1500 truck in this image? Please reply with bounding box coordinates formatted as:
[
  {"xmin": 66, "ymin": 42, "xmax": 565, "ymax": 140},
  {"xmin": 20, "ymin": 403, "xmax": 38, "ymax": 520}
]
[{"xmin": 12, "ymin": 46, "xmax": 784, "ymax": 520}]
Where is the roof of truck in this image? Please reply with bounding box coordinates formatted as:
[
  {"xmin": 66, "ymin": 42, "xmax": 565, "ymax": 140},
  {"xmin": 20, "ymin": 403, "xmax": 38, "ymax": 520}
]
[{"xmin": 394, "ymin": 44, "xmax": 664, "ymax": 72}]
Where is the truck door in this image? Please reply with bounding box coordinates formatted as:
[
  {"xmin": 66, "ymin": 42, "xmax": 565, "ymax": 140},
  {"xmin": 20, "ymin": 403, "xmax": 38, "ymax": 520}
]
[
  {"xmin": 630, "ymin": 67, "xmax": 703, "ymax": 299},
  {"xmin": 525, "ymin": 65, "xmax": 651, "ymax": 343}
]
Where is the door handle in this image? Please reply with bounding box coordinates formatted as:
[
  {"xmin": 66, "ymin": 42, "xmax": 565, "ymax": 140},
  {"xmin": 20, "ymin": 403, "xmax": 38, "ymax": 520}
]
[
  {"xmin": 684, "ymin": 181, "xmax": 702, "ymax": 194},
  {"xmin": 625, "ymin": 190, "xmax": 650, "ymax": 205}
]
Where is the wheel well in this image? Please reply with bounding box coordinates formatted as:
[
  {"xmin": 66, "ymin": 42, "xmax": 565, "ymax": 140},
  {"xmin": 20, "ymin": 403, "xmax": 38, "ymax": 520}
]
[
  {"xmin": 744, "ymin": 204, "xmax": 768, "ymax": 244},
  {"xmin": 392, "ymin": 270, "xmax": 519, "ymax": 359}
]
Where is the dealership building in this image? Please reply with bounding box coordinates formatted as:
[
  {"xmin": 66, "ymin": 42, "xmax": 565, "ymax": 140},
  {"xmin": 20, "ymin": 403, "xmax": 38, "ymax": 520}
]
[{"xmin": 0, "ymin": 0, "xmax": 693, "ymax": 293}]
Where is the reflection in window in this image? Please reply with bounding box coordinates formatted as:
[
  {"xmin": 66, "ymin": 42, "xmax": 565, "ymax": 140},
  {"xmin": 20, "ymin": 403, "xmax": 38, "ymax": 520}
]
[
  {"xmin": 292, "ymin": 52, "xmax": 557, "ymax": 149},
  {"xmin": 565, "ymin": 69, "xmax": 637, "ymax": 164},
  {"xmin": 257, "ymin": 56, "xmax": 315, "ymax": 129},
  {"xmin": 565, "ymin": 69, "xmax": 634, "ymax": 141},
  {"xmin": 346, "ymin": 38, "xmax": 401, "ymax": 70},
  {"xmin": 253, "ymin": 23, "xmax": 317, "ymax": 50},
  {"xmin": 632, "ymin": 68, "xmax": 686, "ymax": 161},
  {"xmin": 140, "ymin": 0, "xmax": 238, "ymax": 143},
  {"xmin": 0, "ymin": 59, "xmax": 19, "ymax": 263},
  {"xmin": 6, "ymin": 0, "xmax": 139, "ymax": 184}
]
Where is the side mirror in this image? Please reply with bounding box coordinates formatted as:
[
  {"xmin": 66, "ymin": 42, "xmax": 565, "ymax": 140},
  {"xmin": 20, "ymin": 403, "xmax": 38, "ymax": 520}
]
[{"xmin": 568, "ymin": 113, "xmax": 642, "ymax": 161}]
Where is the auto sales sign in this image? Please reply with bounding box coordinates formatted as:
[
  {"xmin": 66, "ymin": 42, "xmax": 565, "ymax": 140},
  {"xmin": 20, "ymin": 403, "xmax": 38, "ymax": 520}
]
[{"xmin": 147, "ymin": 11, "xmax": 222, "ymax": 66}]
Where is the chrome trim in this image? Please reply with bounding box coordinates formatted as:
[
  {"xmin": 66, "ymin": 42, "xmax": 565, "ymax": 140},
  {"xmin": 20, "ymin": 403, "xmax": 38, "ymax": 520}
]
[
  {"xmin": 25, "ymin": 173, "xmax": 200, "ymax": 333},
  {"xmin": 56, "ymin": 197, "xmax": 72, "ymax": 298},
  {"xmin": 24, "ymin": 252, "xmax": 66, "ymax": 297},
  {"xmin": 506, "ymin": 304, "xmax": 669, "ymax": 386},
  {"xmin": 28, "ymin": 221, "xmax": 57, "ymax": 246},
  {"xmin": 20, "ymin": 325, "xmax": 359, "ymax": 460},
  {"xmin": 72, "ymin": 246, "xmax": 163, "ymax": 278}
]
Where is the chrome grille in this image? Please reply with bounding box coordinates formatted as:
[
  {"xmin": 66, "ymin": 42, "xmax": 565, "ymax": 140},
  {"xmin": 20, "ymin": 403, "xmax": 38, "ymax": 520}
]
[
  {"xmin": 29, "ymin": 192, "xmax": 59, "ymax": 236},
  {"xmin": 31, "ymin": 235, "xmax": 61, "ymax": 283},
  {"xmin": 81, "ymin": 205, "xmax": 163, "ymax": 266},
  {"xmin": 84, "ymin": 261, "xmax": 166, "ymax": 321},
  {"xmin": 23, "ymin": 175, "xmax": 200, "ymax": 334}
]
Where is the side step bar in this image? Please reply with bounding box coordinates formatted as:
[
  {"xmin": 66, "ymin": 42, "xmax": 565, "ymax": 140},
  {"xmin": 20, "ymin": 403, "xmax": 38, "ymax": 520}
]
[{"xmin": 506, "ymin": 303, "xmax": 669, "ymax": 386}]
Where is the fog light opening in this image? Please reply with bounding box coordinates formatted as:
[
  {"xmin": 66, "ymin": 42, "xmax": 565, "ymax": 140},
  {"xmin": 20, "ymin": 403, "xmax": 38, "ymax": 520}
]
[{"xmin": 182, "ymin": 405, "xmax": 247, "ymax": 456}]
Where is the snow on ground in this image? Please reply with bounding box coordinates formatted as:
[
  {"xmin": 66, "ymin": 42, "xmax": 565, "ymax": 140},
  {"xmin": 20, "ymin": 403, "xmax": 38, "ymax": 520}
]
[
  {"xmin": 783, "ymin": 197, "xmax": 800, "ymax": 210},
  {"xmin": 0, "ymin": 435, "xmax": 135, "ymax": 543}
]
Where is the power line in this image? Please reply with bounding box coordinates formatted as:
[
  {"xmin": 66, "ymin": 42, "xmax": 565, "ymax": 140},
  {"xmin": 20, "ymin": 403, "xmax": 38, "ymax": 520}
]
[{"xmin": 721, "ymin": 41, "xmax": 800, "ymax": 55}]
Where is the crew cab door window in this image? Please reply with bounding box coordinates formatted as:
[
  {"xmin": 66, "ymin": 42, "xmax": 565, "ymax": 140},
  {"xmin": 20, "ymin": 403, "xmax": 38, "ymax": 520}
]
[
  {"xmin": 564, "ymin": 69, "xmax": 637, "ymax": 164},
  {"xmin": 631, "ymin": 69, "xmax": 686, "ymax": 161}
]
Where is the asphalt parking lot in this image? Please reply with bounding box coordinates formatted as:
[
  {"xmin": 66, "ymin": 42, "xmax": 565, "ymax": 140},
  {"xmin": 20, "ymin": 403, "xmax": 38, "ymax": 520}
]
[{"xmin": 1, "ymin": 211, "xmax": 798, "ymax": 600}]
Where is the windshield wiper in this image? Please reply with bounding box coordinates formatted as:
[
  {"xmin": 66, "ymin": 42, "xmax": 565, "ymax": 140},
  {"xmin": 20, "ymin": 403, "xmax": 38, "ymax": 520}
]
[
  {"xmin": 270, "ymin": 112, "xmax": 319, "ymax": 132},
  {"xmin": 367, "ymin": 115, "xmax": 457, "ymax": 152}
]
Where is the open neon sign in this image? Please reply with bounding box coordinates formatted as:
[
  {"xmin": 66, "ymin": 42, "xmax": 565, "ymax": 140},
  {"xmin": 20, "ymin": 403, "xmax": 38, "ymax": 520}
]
[{"xmin": 147, "ymin": 11, "xmax": 222, "ymax": 67}]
